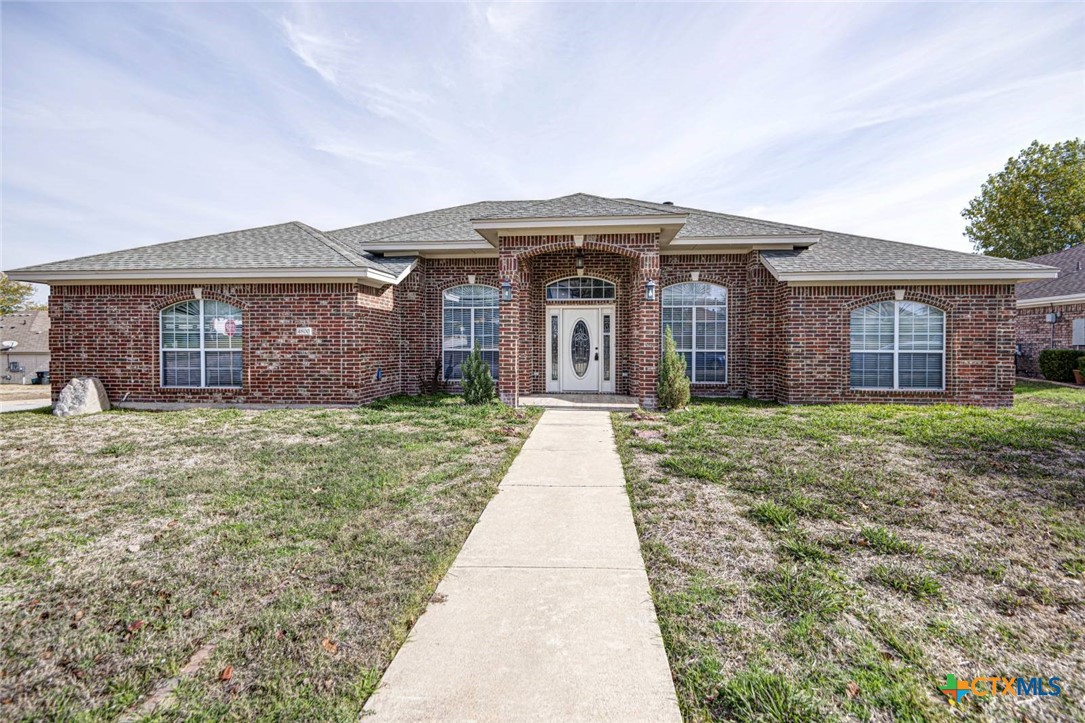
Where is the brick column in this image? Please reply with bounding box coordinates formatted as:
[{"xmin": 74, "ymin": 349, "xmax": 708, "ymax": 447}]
[
  {"xmin": 398, "ymin": 267, "xmax": 426, "ymax": 395},
  {"xmin": 497, "ymin": 250, "xmax": 521, "ymax": 406},
  {"xmin": 745, "ymin": 252, "xmax": 778, "ymax": 401},
  {"xmin": 629, "ymin": 249, "xmax": 661, "ymax": 408}
]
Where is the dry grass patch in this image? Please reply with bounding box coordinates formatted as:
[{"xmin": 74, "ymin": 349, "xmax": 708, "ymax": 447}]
[
  {"xmin": 0, "ymin": 396, "xmax": 540, "ymax": 721},
  {"xmin": 615, "ymin": 381, "xmax": 1084, "ymax": 722}
]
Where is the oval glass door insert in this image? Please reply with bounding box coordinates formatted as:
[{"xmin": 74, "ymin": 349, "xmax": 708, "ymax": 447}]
[{"xmin": 570, "ymin": 320, "xmax": 591, "ymax": 378}]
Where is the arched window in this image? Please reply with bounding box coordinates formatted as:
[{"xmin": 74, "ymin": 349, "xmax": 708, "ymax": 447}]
[
  {"xmin": 160, "ymin": 299, "xmax": 242, "ymax": 388},
  {"xmin": 443, "ymin": 285, "xmax": 499, "ymax": 381},
  {"xmin": 850, "ymin": 301, "xmax": 944, "ymax": 390},
  {"xmin": 546, "ymin": 277, "xmax": 616, "ymax": 301},
  {"xmin": 661, "ymin": 282, "xmax": 728, "ymax": 383}
]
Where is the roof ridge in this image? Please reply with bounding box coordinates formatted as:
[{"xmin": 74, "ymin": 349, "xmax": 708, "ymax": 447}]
[
  {"xmin": 475, "ymin": 193, "xmax": 682, "ymax": 220},
  {"xmin": 290, "ymin": 222, "xmax": 377, "ymax": 269}
]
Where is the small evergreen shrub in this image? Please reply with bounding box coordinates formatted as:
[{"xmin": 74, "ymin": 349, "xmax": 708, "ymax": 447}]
[
  {"xmin": 461, "ymin": 344, "xmax": 495, "ymax": 405},
  {"xmin": 1038, "ymin": 349, "xmax": 1085, "ymax": 382},
  {"xmin": 657, "ymin": 326, "xmax": 691, "ymax": 410}
]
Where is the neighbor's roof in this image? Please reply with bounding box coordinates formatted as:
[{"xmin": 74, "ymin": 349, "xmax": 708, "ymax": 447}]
[
  {"xmin": 5, "ymin": 193, "xmax": 1058, "ymax": 282},
  {"xmin": 0, "ymin": 310, "xmax": 50, "ymax": 355},
  {"xmin": 8, "ymin": 222, "xmax": 409, "ymax": 279},
  {"xmin": 1017, "ymin": 245, "xmax": 1085, "ymax": 302}
]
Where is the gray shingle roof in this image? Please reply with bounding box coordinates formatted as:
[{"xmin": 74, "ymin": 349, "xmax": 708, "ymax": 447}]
[
  {"xmin": 0, "ymin": 310, "xmax": 50, "ymax": 354},
  {"xmin": 475, "ymin": 193, "xmax": 681, "ymax": 220},
  {"xmin": 1017, "ymin": 245, "xmax": 1085, "ymax": 300},
  {"xmin": 618, "ymin": 198, "xmax": 814, "ymax": 238},
  {"xmin": 759, "ymin": 231, "xmax": 1052, "ymax": 275},
  {"xmin": 8, "ymin": 222, "xmax": 400, "ymax": 275},
  {"xmin": 330, "ymin": 201, "xmax": 537, "ymax": 247},
  {"xmin": 5, "ymin": 193, "xmax": 1058, "ymax": 281}
]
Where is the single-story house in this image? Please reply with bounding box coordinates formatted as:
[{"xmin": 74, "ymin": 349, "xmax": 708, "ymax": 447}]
[
  {"xmin": 0, "ymin": 309, "xmax": 50, "ymax": 384},
  {"xmin": 1015, "ymin": 244, "xmax": 1085, "ymax": 377},
  {"xmin": 5, "ymin": 193, "xmax": 1058, "ymax": 409}
]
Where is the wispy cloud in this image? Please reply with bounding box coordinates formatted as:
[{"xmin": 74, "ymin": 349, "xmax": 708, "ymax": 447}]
[{"xmin": 2, "ymin": 1, "xmax": 1083, "ymax": 303}]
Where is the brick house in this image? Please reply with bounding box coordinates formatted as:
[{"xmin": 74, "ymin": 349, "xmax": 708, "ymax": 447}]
[
  {"xmin": 5, "ymin": 194, "xmax": 1057, "ymax": 409},
  {"xmin": 1014, "ymin": 244, "xmax": 1085, "ymax": 377}
]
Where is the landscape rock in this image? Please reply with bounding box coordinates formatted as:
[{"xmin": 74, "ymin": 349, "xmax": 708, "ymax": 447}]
[{"xmin": 54, "ymin": 377, "xmax": 111, "ymax": 417}]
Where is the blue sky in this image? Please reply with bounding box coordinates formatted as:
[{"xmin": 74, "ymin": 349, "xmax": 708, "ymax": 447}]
[{"xmin": 2, "ymin": 2, "xmax": 1083, "ymax": 301}]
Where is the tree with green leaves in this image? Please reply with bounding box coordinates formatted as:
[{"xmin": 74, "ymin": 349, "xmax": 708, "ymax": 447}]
[
  {"xmin": 962, "ymin": 139, "xmax": 1085, "ymax": 260},
  {"xmin": 0, "ymin": 274, "xmax": 40, "ymax": 315},
  {"xmin": 461, "ymin": 343, "xmax": 496, "ymax": 405},
  {"xmin": 657, "ymin": 326, "xmax": 691, "ymax": 410}
]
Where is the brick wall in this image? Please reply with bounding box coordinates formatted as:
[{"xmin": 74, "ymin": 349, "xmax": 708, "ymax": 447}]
[
  {"xmin": 48, "ymin": 283, "xmax": 400, "ymax": 405},
  {"xmin": 44, "ymin": 259, "xmax": 1021, "ymax": 409},
  {"xmin": 1016, "ymin": 303, "xmax": 1085, "ymax": 377}
]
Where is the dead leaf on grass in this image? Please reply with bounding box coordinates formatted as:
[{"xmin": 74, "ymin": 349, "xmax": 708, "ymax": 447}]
[
  {"xmin": 219, "ymin": 665, "xmax": 233, "ymax": 682},
  {"xmin": 321, "ymin": 638, "xmax": 338, "ymax": 655},
  {"xmin": 846, "ymin": 681, "xmax": 860, "ymax": 698},
  {"xmin": 127, "ymin": 620, "xmax": 145, "ymax": 633}
]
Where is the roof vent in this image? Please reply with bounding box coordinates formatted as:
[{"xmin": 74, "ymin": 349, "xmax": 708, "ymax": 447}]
[{"xmin": 661, "ymin": 201, "xmax": 674, "ymax": 206}]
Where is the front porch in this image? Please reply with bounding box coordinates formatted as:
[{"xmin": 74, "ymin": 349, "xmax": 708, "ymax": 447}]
[{"xmin": 496, "ymin": 237, "xmax": 661, "ymax": 407}]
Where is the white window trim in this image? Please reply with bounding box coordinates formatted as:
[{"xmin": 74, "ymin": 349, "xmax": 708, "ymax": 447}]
[
  {"xmin": 441, "ymin": 285, "xmax": 499, "ymax": 382},
  {"xmin": 160, "ymin": 299, "xmax": 243, "ymax": 389},
  {"xmin": 662, "ymin": 283, "xmax": 728, "ymax": 385},
  {"xmin": 849, "ymin": 301, "xmax": 945, "ymax": 392}
]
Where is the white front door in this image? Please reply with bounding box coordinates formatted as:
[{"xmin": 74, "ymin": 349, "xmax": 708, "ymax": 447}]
[{"xmin": 546, "ymin": 306, "xmax": 615, "ymax": 393}]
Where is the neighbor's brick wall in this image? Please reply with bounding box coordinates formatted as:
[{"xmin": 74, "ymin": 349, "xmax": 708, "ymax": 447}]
[
  {"xmin": 1015, "ymin": 303, "xmax": 1085, "ymax": 377},
  {"xmin": 776, "ymin": 284, "xmax": 1017, "ymax": 407},
  {"xmin": 47, "ymin": 283, "xmax": 401, "ymax": 405}
]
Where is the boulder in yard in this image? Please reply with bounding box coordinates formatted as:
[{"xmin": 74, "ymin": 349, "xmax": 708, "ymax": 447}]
[{"xmin": 54, "ymin": 377, "xmax": 111, "ymax": 417}]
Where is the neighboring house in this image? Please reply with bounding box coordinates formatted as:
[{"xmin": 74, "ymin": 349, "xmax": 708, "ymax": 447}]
[
  {"xmin": 1015, "ymin": 244, "xmax": 1085, "ymax": 377},
  {"xmin": 0, "ymin": 309, "xmax": 50, "ymax": 384},
  {"xmin": 4, "ymin": 193, "xmax": 1057, "ymax": 409}
]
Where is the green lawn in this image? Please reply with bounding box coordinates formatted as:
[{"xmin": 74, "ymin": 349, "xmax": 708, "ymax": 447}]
[
  {"xmin": 615, "ymin": 382, "xmax": 1084, "ymax": 722},
  {"xmin": 0, "ymin": 396, "xmax": 540, "ymax": 721}
]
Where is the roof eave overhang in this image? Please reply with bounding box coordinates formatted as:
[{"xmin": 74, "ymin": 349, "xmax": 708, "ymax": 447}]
[
  {"xmin": 471, "ymin": 214, "xmax": 688, "ymax": 246},
  {"xmin": 1016, "ymin": 292, "xmax": 1085, "ymax": 308},
  {"xmin": 5, "ymin": 265, "xmax": 412, "ymax": 288}
]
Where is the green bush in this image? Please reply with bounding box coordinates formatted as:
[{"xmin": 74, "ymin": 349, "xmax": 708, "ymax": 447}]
[
  {"xmin": 461, "ymin": 343, "xmax": 495, "ymax": 405},
  {"xmin": 1038, "ymin": 349, "xmax": 1085, "ymax": 382},
  {"xmin": 657, "ymin": 326, "xmax": 691, "ymax": 410}
]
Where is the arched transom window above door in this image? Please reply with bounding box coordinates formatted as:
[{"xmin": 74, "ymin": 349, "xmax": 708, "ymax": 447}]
[
  {"xmin": 661, "ymin": 282, "xmax": 728, "ymax": 384},
  {"xmin": 545, "ymin": 277, "xmax": 616, "ymax": 301}
]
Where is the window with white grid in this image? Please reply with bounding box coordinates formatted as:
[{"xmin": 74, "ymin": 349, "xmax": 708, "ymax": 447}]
[
  {"xmin": 661, "ymin": 282, "xmax": 727, "ymax": 383},
  {"xmin": 161, "ymin": 299, "xmax": 242, "ymax": 388},
  {"xmin": 850, "ymin": 301, "xmax": 944, "ymax": 390},
  {"xmin": 442, "ymin": 285, "xmax": 499, "ymax": 381}
]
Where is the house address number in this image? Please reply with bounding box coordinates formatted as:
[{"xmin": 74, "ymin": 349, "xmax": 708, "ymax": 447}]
[{"xmin": 296, "ymin": 327, "xmax": 314, "ymax": 336}]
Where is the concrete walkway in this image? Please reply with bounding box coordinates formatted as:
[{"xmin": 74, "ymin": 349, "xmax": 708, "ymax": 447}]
[{"xmin": 363, "ymin": 410, "xmax": 681, "ymax": 722}]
